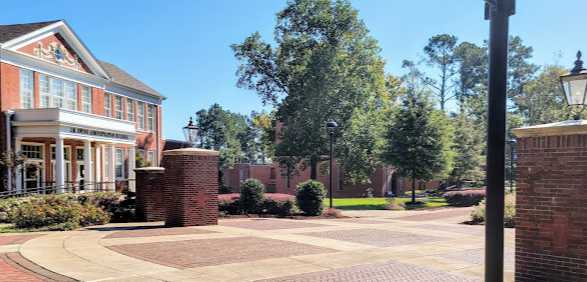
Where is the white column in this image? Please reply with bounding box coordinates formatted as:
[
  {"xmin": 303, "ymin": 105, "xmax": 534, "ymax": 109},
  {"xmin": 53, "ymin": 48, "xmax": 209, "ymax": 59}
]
[
  {"xmin": 5, "ymin": 111, "xmax": 14, "ymax": 191},
  {"xmin": 128, "ymin": 146, "xmax": 136, "ymax": 192},
  {"xmin": 109, "ymin": 144, "xmax": 116, "ymax": 192},
  {"xmin": 14, "ymin": 138, "xmax": 22, "ymax": 192},
  {"xmin": 95, "ymin": 144, "xmax": 102, "ymax": 188},
  {"xmin": 55, "ymin": 136, "xmax": 65, "ymax": 193},
  {"xmin": 84, "ymin": 140, "xmax": 92, "ymax": 190}
]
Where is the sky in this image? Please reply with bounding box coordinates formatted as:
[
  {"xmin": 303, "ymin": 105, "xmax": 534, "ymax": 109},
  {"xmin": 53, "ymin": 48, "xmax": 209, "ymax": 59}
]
[{"xmin": 1, "ymin": 0, "xmax": 585, "ymax": 140}]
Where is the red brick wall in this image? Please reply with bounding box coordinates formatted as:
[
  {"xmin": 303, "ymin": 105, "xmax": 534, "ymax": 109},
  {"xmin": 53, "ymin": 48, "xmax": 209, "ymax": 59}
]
[
  {"xmin": 0, "ymin": 63, "xmax": 20, "ymax": 111},
  {"xmin": 516, "ymin": 135, "xmax": 587, "ymax": 281},
  {"xmin": 224, "ymin": 162, "xmax": 394, "ymax": 197},
  {"xmin": 162, "ymin": 149, "xmax": 219, "ymax": 227},
  {"xmin": 135, "ymin": 167, "xmax": 166, "ymax": 222}
]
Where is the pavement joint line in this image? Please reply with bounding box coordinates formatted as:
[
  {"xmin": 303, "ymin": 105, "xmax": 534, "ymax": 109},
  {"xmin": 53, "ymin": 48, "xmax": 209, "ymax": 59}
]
[{"xmin": 100, "ymin": 232, "xmax": 245, "ymax": 246}]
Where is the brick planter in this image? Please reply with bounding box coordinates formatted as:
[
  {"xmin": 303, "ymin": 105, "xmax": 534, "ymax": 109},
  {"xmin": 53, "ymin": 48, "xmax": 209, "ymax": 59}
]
[
  {"xmin": 135, "ymin": 167, "xmax": 165, "ymax": 222},
  {"xmin": 162, "ymin": 148, "xmax": 219, "ymax": 227},
  {"xmin": 513, "ymin": 121, "xmax": 587, "ymax": 281}
]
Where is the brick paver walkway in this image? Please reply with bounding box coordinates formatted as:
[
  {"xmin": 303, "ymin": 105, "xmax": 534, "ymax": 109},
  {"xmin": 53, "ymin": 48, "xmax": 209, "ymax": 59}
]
[
  {"xmin": 257, "ymin": 259, "xmax": 480, "ymax": 282},
  {"xmin": 4, "ymin": 207, "xmax": 515, "ymax": 281}
]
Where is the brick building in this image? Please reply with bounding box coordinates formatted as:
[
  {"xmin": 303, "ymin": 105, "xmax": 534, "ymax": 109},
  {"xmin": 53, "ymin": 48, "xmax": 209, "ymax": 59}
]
[{"xmin": 0, "ymin": 20, "xmax": 164, "ymax": 192}]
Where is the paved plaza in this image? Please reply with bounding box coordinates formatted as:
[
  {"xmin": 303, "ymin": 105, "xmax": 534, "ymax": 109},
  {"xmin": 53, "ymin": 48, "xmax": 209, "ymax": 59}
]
[{"xmin": 0, "ymin": 208, "xmax": 515, "ymax": 281}]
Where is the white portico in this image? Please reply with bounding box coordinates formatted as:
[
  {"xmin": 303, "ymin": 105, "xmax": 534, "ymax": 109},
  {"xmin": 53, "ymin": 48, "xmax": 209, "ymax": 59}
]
[{"xmin": 12, "ymin": 108, "xmax": 137, "ymax": 192}]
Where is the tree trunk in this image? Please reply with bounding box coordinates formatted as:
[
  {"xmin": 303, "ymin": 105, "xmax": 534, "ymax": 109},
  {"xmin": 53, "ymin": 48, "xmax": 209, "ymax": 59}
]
[
  {"xmin": 411, "ymin": 175, "xmax": 417, "ymax": 204},
  {"xmin": 310, "ymin": 157, "xmax": 318, "ymax": 180}
]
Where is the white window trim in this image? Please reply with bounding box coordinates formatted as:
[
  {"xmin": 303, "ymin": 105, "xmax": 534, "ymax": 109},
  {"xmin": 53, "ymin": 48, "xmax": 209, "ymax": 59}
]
[
  {"xmin": 104, "ymin": 93, "xmax": 112, "ymax": 117},
  {"xmin": 81, "ymin": 85, "xmax": 92, "ymax": 113},
  {"xmin": 114, "ymin": 148, "xmax": 125, "ymax": 179},
  {"xmin": 114, "ymin": 96, "xmax": 123, "ymax": 120},
  {"xmin": 19, "ymin": 69, "xmax": 34, "ymax": 109}
]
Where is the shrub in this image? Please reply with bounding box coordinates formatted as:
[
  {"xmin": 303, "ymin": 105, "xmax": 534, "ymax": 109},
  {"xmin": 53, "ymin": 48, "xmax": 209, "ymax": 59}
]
[
  {"xmin": 10, "ymin": 195, "xmax": 110, "ymax": 230},
  {"xmin": 470, "ymin": 194, "xmax": 515, "ymax": 228},
  {"xmin": 219, "ymin": 194, "xmax": 241, "ymax": 215},
  {"xmin": 443, "ymin": 189, "xmax": 486, "ymax": 207},
  {"xmin": 239, "ymin": 179, "xmax": 265, "ymax": 214},
  {"xmin": 260, "ymin": 198, "xmax": 294, "ymax": 217},
  {"xmin": 0, "ymin": 197, "xmax": 30, "ymax": 223},
  {"xmin": 296, "ymin": 180, "xmax": 326, "ymax": 216}
]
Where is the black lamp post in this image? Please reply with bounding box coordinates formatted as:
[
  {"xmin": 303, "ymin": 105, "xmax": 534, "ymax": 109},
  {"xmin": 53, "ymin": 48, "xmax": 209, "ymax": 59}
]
[
  {"xmin": 484, "ymin": 1, "xmax": 515, "ymax": 281},
  {"xmin": 183, "ymin": 117, "xmax": 199, "ymax": 148},
  {"xmin": 506, "ymin": 139, "xmax": 516, "ymax": 193},
  {"xmin": 326, "ymin": 120, "xmax": 338, "ymax": 209},
  {"xmin": 560, "ymin": 51, "xmax": 587, "ymax": 120}
]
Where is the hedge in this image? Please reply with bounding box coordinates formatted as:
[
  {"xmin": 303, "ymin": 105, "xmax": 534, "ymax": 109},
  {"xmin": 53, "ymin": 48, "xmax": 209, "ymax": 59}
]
[
  {"xmin": 443, "ymin": 189, "xmax": 486, "ymax": 207},
  {"xmin": 219, "ymin": 193, "xmax": 295, "ymax": 216},
  {"xmin": 296, "ymin": 180, "xmax": 326, "ymax": 216}
]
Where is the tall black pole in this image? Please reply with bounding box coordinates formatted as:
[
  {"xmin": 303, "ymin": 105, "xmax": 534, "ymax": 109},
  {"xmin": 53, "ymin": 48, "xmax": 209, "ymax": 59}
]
[
  {"xmin": 329, "ymin": 133, "xmax": 334, "ymax": 209},
  {"xmin": 485, "ymin": 1, "xmax": 515, "ymax": 281}
]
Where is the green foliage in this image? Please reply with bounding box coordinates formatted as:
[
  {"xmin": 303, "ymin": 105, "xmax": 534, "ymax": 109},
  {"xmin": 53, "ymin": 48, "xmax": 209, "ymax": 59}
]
[
  {"xmin": 239, "ymin": 179, "xmax": 265, "ymax": 214},
  {"xmin": 382, "ymin": 92, "xmax": 446, "ymax": 202},
  {"xmin": 295, "ymin": 180, "xmax": 326, "ymax": 216},
  {"xmin": 9, "ymin": 195, "xmax": 110, "ymax": 230},
  {"xmin": 514, "ymin": 65, "xmax": 568, "ymax": 125},
  {"xmin": 422, "ymin": 34, "xmax": 459, "ymax": 111},
  {"xmin": 443, "ymin": 190, "xmax": 486, "ymax": 207},
  {"xmin": 135, "ymin": 152, "xmax": 151, "ymax": 168},
  {"xmin": 260, "ymin": 198, "xmax": 294, "ymax": 217},
  {"xmin": 450, "ymin": 116, "xmax": 484, "ymax": 184},
  {"xmin": 233, "ymin": 0, "xmax": 389, "ymax": 180},
  {"xmin": 471, "ymin": 194, "xmax": 515, "ymax": 228}
]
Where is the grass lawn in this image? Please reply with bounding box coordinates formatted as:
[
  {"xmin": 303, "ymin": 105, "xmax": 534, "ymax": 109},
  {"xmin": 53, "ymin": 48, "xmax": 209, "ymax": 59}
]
[{"xmin": 333, "ymin": 197, "xmax": 448, "ymax": 210}]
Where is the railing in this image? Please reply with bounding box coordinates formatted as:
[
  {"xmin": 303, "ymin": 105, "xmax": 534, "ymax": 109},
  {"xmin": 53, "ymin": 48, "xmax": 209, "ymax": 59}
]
[{"xmin": 0, "ymin": 179, "xmax": 135, "ymax": 199}]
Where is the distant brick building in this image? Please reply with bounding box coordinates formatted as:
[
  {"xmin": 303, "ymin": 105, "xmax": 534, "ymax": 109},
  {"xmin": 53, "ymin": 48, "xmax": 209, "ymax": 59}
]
[{"xmin": 223, "ymin": 162, "xmax": 401, "ymax": 198}]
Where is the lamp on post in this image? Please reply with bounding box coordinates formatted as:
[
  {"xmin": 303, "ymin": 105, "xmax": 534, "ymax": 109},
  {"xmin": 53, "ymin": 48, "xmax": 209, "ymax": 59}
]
[
  {"xmin": 560, "ymin": 51, "xmax": 587, "ymax": 120},
  {"xmin": 326, "ymin": 120, "xmax": 338, "ymax": 209},
  {"xmin": 506, "ymin": 139, "xmax": 516, "ymax": 193},
  {"xmin": 183, "ymin": 117, "xmax": 199, "ymax": 148}
]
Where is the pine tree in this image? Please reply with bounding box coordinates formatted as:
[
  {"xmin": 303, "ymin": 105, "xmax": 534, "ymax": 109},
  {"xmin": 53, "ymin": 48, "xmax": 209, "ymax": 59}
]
[
  {"xmin": 382, "ymin": 93, "xmax": 445, "ymax": 203},
  {"xmin": 450, "ymin": 116, "xmax": 484, "ymax": 187}
]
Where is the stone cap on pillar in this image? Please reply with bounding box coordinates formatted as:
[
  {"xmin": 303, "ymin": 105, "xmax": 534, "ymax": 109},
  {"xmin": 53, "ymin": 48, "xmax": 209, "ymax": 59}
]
[
  {"xmin": 163, "ymin": 148, "xmax": 220, "ymax": 156},
  {"xmin": 513, "ymin": 120, "xmax": 587, "ymax": 138},
  {"xmin": 135, "ymin": 167, "xmax": 165, "ymax": 173}
]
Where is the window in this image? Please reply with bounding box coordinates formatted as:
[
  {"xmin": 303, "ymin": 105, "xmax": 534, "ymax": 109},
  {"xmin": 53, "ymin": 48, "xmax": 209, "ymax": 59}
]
[
  {"xmin": 39, "ymin": 74, "xmax": 50, "ymax": 107},
  {"xmin": 114, "ymin": 96, "xmax": 123, "ymax": 119},
  {"xmin": 126, "ymin": 99, "xmax": 135, "ymax": 122},
  {"xmin": 19, "ymin": 69, "xmax": 34, "ymax": 109},
  {"xmin": 21, "ymin": 144, "xmax": 43, "ymax": 159},
  {"xmin": 104, "ymin": 147, "xmax": 112, "ymax": 179},
  {"xmin": 147, "ymin": 105, "xmax": 155, "ymax": 132},
  {"xmin": 76, "ymin": 148, "xmax": 85, "ymax": 161},
  {"xmin": 115, "ymin": 148, "xmax": 124, "ymax": 179},
  {"xmin": 104, "ymin": 93, "xmax": 112, "ymax": 117},
  {"xmin": 50, "ymin": 78, "xmax": 64, "ymax": 108},
  {"xmin": 137, "ymin": 101, "xmax": 145, "ymax": 129},
  {"xmin": 64, "ymin": 81, "xmax": 77, "ymax": 110},
  {"xmin": 147, "ymin": 151, "xmax": 155, "ymax": 166},
  {"xmin": 51, "ymin": 147, "xmax": 70, "ymax": 160},
  {"xmin": 81, "ymin": 86, "xmax": 92, "ymax": 113}
]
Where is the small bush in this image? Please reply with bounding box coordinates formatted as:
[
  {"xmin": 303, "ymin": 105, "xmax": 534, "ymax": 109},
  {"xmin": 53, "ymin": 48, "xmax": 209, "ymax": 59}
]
[
  {"xmin": 240, "ymin": 179, "xmax": 265, "ymax": 214},
  {"xmin": 443, "ymin": 189, "xmax": 486, "ymax": 207},
  {"xmin": 260, "ymin": 198, "xmax": 294, "ymax": 217},
  {"xmin": 10, "ymin": 195, "xmax": 110, "ymax": 230},
  {"xmin": 470, "ymin": 194, "xmax": 515, "ymax": 228},
  {"xmin": 296, "ymin": 180, "xmax": 326, "ymax": 216},
  {"xmin": 0, "ymin": 197, "xmax": 30, "ymax": 223},
  {"xmin": 219, "ymin": 194, "xmax": 241, "ymax": 215}
]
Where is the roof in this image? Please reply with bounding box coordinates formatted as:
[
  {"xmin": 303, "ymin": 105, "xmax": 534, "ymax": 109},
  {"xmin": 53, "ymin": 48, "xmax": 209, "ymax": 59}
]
[
  {"xmin": 98, "ymin": 60, "xmax": 162, "ymax": 97},
  {"xmin": 0, "ymin": 20, "xmax": 162, "ymax": 98},
  {"xmin": 0, "ymin": 20, "xmax": 60, "ymax": 44}
]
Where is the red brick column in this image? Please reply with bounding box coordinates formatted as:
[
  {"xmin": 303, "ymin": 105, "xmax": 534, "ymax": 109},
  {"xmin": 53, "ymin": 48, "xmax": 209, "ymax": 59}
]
[
  {"xmin": 162, "ymin": 148, "xmax": 219, "ymax": 227},
  {"xmin": 514, "ymin": 122, "xmax": 587, "ymax": 281},
  {"xmin": 134, "ymin": 167, "xmax": 165, "ymax": 222}
]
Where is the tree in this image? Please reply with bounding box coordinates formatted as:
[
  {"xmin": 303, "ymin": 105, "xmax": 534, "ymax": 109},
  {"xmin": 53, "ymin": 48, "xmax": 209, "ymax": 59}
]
[
  {"xmin": 454, "ymin": 42, "xmax": 488, "ymax": 112},
  {"xmin": 232, "ymin": 0, "xmax": 388, "ymax": 180},
  {"xmin": 382, "ymin": 92, "xmax": 445, "ymax": 203},
  {"xmin": 514, "ymin": 65, "xmax": 568, "ymax": 125},
  {"xmin": 422, "ymin": 34, "xmax": 459, "ymax": 112},
  {"xmin": 449, "ymin": 116, "xmax": 484, "ymax": 186}
]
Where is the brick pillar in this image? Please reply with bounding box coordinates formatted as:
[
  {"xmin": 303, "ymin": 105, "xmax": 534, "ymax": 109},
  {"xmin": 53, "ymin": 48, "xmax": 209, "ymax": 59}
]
[
  {"xmin": 513, "ymin": 121, "xmax": 587, "ymax": 282},
  {"xmin": 135, "ymin": 167, "xmax": 166, "ymax": 222},
  {"xmin": 162, "ymin": 148, "xmax": 219, "ymax": 227}
]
